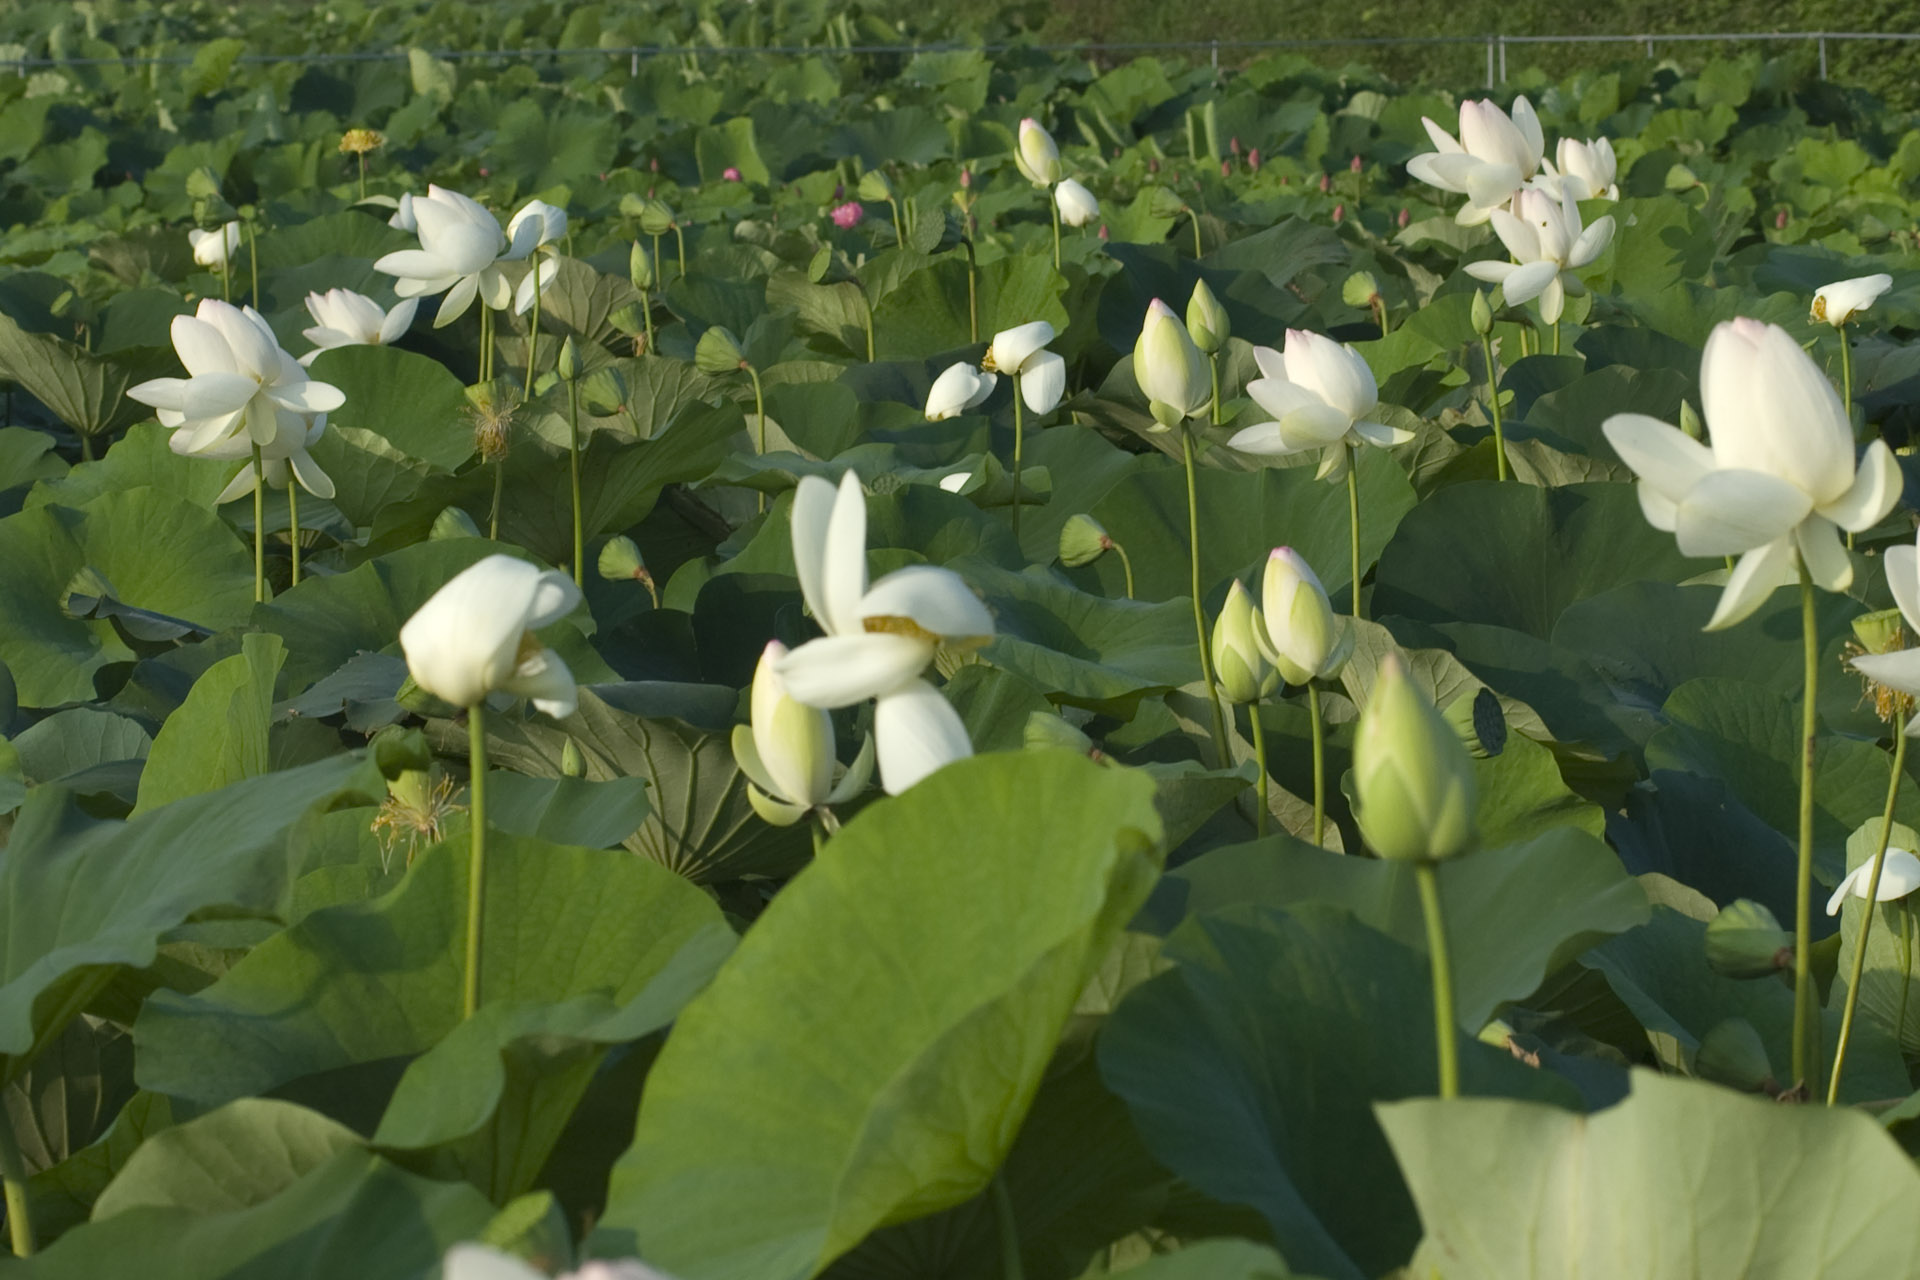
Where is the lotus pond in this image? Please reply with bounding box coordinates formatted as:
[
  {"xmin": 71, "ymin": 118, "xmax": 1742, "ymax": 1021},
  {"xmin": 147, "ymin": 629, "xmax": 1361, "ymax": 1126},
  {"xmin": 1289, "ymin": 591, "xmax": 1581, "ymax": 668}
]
[{"xmin": 2, "ymin": 7, "xmax": 1920, "ymax": 1278}]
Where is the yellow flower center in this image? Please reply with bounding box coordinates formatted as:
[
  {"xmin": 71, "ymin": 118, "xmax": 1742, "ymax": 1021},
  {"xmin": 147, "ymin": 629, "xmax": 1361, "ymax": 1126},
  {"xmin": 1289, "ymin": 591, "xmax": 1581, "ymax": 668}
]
[{"xmin": 339, "ymin": 129, "xmax": 385, "ymax": 155}]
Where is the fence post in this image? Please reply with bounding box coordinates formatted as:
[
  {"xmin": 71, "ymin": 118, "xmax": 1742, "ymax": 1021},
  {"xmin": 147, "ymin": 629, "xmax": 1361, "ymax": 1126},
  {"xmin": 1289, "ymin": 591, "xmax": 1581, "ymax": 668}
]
[
  {"xmin": 1485, "ymin": 35, "xmax": 1495, "ymax": 89},
  {"xmin": 1211, "ymin": 39, "xmax": 1219, "ymax": 72},
  {"xmin": 1497, "ymin": 34, "xmax": 1507, "ymax": 83},
  {"xmin": 1645, "ymin": 36, "xmax": 1655, "ymax": 59},
  {"xmin": 630, "ymin": 49, "xmax": 638, "ymax": 77},
  {"xmin": 1818, "ymin": 34, "xmax": 1829, "ymax": 79}
]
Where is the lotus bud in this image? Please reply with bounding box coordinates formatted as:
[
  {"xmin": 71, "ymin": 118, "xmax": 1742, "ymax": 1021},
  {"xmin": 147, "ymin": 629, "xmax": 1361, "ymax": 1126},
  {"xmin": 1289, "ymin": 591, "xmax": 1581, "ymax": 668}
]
[
  {"xmin": 556, "ymin": 336, "xmax": 582, "ymax": 382},
  {"xmin": 960, "ymin": 167, "xmax": 973, "ymax": 189},
  {"xmin": 1774, "ymin": 209, "xmax": 1789, "ymax": 230},
  {"xmin": 722, "ymin": 167, "xmax": 742, "ymax": 182},
  {"xmin": 1054, "ymin": 178, "xmax": 1100, "ymax": 228},
  {"xmin": 430, "ymin": 505, "xmax": 481, "ymax": 540},
  {"xmin": 1024, "ymin": 711, "xmax": 1096, "ymax": 756},
  {"xmin": 1678, "ymin": 399, "xmax": 1704, "ymax": 440},
  {"xmin": 1132, "ymin": 298, "xmax": 1210, "ymax": 421},
  {"xmin": 695, "ymin": 325, "xmax": 747, "ymax": 374},
  {"xmin": 1229, "ymin": 136, "xmax": 1242, "ymax": 156},
  {"xmin": 597, "ymin": 535, "xmax": 647, "ymax": 582},
  {"xmin": 639, "ymin": 198, "xmax": 675, "ymax": 236},
  {"xmin": 561, "ymin": 738, "xmax": 587, "ymax": 778},
  {"xmin": 1693, "ymin": 1018, "xmax": 1776, "ymax": 1093},
  {"xmin": 1397, "ymin": 207, "xmax": 1410, "ymax": 228},
  {"xmin": 1704, "ymin": 899, "xmax": 1794, "ymax": 979},
  {"xmin": 1059, "ymin": 513, "xmax": 1114, "ymax": 568},
  {"xmin": 1351, "ymin": 653, "xmax": 1478, "ymax": 862},
  {"xmin": 1221, "ymin": 159, "xmax": 1232, "ymax": 177},
  {"xmin": 1470, "ymin": 289, "xmax": 1493, "ymax": 337},
  {"xmin": 1853, "ymin": 607, "xmax": 1908, "ymax": 656},
  {"xmin": 1247, "ymin": 148, "xmax": 1261, "ymax": 172},
  {"xmin": 1015, "ymin": 118, "xmax": 1063, "ymax": 186},
  {"xmin": 1441, "ymin": 686, "xmax": 1506, "ymax": 759},
  {"xmin": 1260, "ymin": 548, "xmax": 1350, "ymax": 685},
  {"xmin": 630, "ymin": 242, "xmax": 654, "ymax": 290},
  {"xmin": 1186, "ymin": 278, "xmax": 1230, "ymax": 353},
  {"xmin": 1212, "ymin": 579, "xmax": 1277, "ymax": 705},
  {"xmin": 1318, "ymin": 172, "xmax": 1331, "ymax": 192},
  {"xmin": 1350, "ymin": 154, "xmax": 1363, "ymax": 173},
  {"xmin": 1331, "ymin": 203, "xmax": 1344, "ymax": 224}
]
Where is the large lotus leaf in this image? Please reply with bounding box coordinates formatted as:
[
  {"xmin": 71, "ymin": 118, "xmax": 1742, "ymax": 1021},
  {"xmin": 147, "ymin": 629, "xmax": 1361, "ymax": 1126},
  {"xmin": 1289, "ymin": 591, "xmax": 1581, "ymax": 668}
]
[
  {"xmin": 0, "ymin": 311, "xmax": 146, "ymax": 438},
  {"xmin": 306, "ymin": 425, "xmax": 436, "ymax": 529},
  {"xmin": 1644, "ymin": 677, "xmax": 1920, "ymax": 886},
  {"xmin": 959, "ymin": 559, "xmax": 1198, "ymax": 704},
  {"xmin": 1099, "ymin": 904, "xmax": 1577, "ymax": 1280},
  {"xmin": 306, "ymin": 346, "xmax": 476, "ymax": 473},
  {"xmin": 133, "ymin": 828, "xmax": 732, "ymax": 1115},
  {"xmin": 1016, "ymin": 423, "xmax": 1149, "ymax": 565},
  {"xmin": 871, "ymin": 251, "xmax": 1068, "ymax": 361},
  {"xmin": 446, "ymin": 685, "xmax": 811, "ymax": 884},
  {"xmin": 1610, "ymin": 770, "xmax": 1800, "ymax": 917},
  {"xmin": 483, "ymin": 771, "xmax": 650, "ymax": 849},
  {"xmin": 1379, "ymin": 1070, "xmax": 1920, "ymax": 1279},
  {"xmin": 824, "ymin": 106, "xmax": 951, "ymax": 168},
  {"xmin": 253, "ymin": 539, "xmax": 610, "ymax": 695},
  {"xmin": 1372, "ymin": 480, "xmax": 1696, "ymax": 640},
  {"xmin": 1088, "ymin": 1240, "xmax": 1298, "ymax": 1280},
  {"xmin": 1148, "ymin": 826, "xmax": 1647, "ymax": 1031},
  {"xmin": 695, "ymin": 116, "xmax": 772, "ymax": 185},
  {"xmin": 25, "ymin": 423, "xmax": 234, "ymax": 513},
  {"xmin": 1470, "ymin": 731, "xmax": 1607, "ymax": 845},
  {"xmin": 1582, "ymin": 904, "xmax": 1907, "ymax": 1101},
  {"xmin": 492, "ymin": 99, "xmax": 620, "ymax": 192},
  {"xmin": 10, "ymin": 708, "xmax": 150, "ymax": 795},
  {"xmin": 132, "ymin": 633, "xmax": 284, "ymax": 815},
  {"xmin": 0, "ymin": 753, "xmax": 369, "ymax": 1076},
  {"xmin": 24, "ymin": 1092, "xmax": 172, "ymax": 1243},
  {"xmin": 13, "ymin": 1146, "xmax": 494, "ymax": 1280},
  {"xmin": 0, "ymin": 488, "xmax": 254, "ymax": 707},
  {"xmin": 0, "ymin": 426, "xmax": 66, "ymax": 498},
  {"xmin": 596, "ymin": 751, "xmax": 1164, "ymax": 1280},
  {"xmin": 1551, "ymin": 581, "xmax": 1879, "ymax": 741},
  {"xmin": 1515, "ymin": 365, "xmax": 1692, "ymax": 462},
  {"xmin": 1095, "ymin": 220, "xmax": 1342, "ymax": 353},
  {"xmin": 92, "ymin": 1099, "xmax": 359, "ymax": 1220},
  {"xmin": 1081, "ymin": 447, "xmax": 1414, "ymax": 611}
]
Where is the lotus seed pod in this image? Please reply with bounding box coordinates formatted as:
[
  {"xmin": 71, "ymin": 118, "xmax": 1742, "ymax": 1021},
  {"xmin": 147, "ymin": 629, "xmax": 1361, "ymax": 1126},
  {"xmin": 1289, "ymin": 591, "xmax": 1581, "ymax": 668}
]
[
  {"xmin": 1023, "ymin": 711, "xmax": 1096, "ymax": 756},
  {"xmin": 1853, "ymin": 607, "xmax": 1907, "ymax": 656},
  {"xmin": 694, "ymin": 325, "xmax": 747, "ymax": 374},
  {"xmin": 598, "ymin": 535, "xmax": 647, "ymax": 582},
  {"xmin": 1470, "ymin": 289, "xmax": 1493, "ymax": 336},
  {"xmin": 1341, "ymin": 271, "xmax": 1380, "ymax": 310},
  {"xmin": 1440, "ymin": 686, "xmax": 1506, "ymax": 759},
  {"xmin": 638, "ymin": 198, "xmax": 675, "ymax": 236},
  {"xmin": 371, "ymin": 725, "xmax": 433, "ymax": 780},
  {"xmin": 1704, "ymin": 899, "xmax": 1794, "ymax": 980},
  {"xmin": 857, "ymin": 169, "xmax": 893, "ymax": 202},
  {"xmin": 1059, "ymin": 513, "xmax": 1114, "ymax": 568},
  {"xmin": 1352, "ymin": 654, "xmax": 1478, "ymax": 862},
  {"xmin": 561, "ymin": 739, "xmax": 586, "ymax": 778},
  {"xmin": 1693, "ymin": 1018, "xmax": 1776, "ymax": 1093}
]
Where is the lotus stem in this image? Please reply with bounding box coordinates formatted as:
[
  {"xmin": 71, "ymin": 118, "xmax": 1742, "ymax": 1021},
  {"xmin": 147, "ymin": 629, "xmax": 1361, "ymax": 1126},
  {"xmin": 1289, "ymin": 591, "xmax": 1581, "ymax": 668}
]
[
  {"xmin": 641, "ymin": 286, "xmax": 656, "ymax": 355},
  {"xmin": 250, "ymin": 444, "xmax": 266, "ymax": 603},
  {"xmin": 356, "ymin": 153, "xmax": 367, "ymax": 201},
  {"xmin": 1049, "ymin": 196, "xmax": 1061, "ymax": 271},
  {"xmin": 1792, "ymin": 560, "xmax": 1821, "ymax": 1094},
  {"xmin": 1416, "ymin": 860, "xmax": 1460, "ymax": 1099},
  {"xmin": 964, "ymin": 236, "xmax": 979, "ymax": 343},
  {"xmin": 567, "ymin": 376, "xmax": 584, "ymax": 586},
  {"xmin": 463, "ymin": 704, "xmax": 489, "ymax": 1020},
  {"xmin": 1372, "ymin": 294, "xmax": 1388, "ymax": 336},
  {"xmin": 1250, "ymin": 706, "xmax": 1269, "ymax": 838},
  {"xmin": 1345, "ymin": 453, "xmax": 1364, "ymax": 620},
  {"xmin": 650, "ymin": 232, "xmax": 663, "ymax": 288},
  {"xmin": 246, "ymin": 216, "xmax": 259, "ymax": 311},
  {"xmin": 1829, "ymin": 708, "xmax": 1907, "ymax": 1104},
  {"xmin": 1010, "ymin": 375, "xmax": 1025, "ymax": 541},
  {"xmin": 1113, "ymin": 539, "xmax": 1135, "ymax": 599},
  {"xmin": 1208, "ymin": 351, "xmax": 1222, "ymax": 428},
  {"xmin": 1840, "ymin": 323, "xmax": 1856, "ymax": 429},
  {"xmin": 991, "ymin": 1173, "xmax": 1025, "ymax": 1280},
  {"xmin": 888, "ymin": 196, "xmax": 904, "ymax": 251},
  {"xmin": 749, "ymin": 364, "xmax": 767, "ymax": 515},
  {"xmin": 862, "ymin": 300, "xmax": 875, "ymax": 363},
  {"xmin": 1481, "ymin": 334, "xmax": 1509, "ymax": 482},
  {"xmin": 488, "ymin": 460, "xmax": 505, "ymax": 542},
  {"xmin": 523, "ymin": 261, "xmax": 544, "ymax": 399},
  {"xmin": 672, "ymin": 223, "xmax": 686, "ymax": 281},
  {"xmin": 1182, "ymin": 426, "xmax": 1231, "ymax": 768},
  {"xmin": 288, "ymin": 477, "xmax": 301, "ymax": 587},
  {"xmin": 1549, "ymin": 318, "xmax": 1560, "ymax": 356},
  {"xmin": 1309, "ymin": 683, "xmax": 1326, "ymax": 847},
  {"xmin": 1190, "ymin": 209, "xmax": 1203, "ymax": 258},
  {"xmin": 0, "ymin": 1115, "xmax": 34, "ymax": 1256},
  {"xmin": 219, "ymin": 254, "xmax": 230, "ymax": 302},
  {"xmin": 79, "ymin": 432, "xmax": 92, "ymax": 463}
]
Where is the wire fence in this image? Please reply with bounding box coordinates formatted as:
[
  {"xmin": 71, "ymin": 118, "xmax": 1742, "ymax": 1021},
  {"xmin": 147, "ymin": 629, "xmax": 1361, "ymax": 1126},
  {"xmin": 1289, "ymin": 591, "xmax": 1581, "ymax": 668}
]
[{"xmin": 4, "ymin": 31, "xmax": 1916, "ymax": 88}]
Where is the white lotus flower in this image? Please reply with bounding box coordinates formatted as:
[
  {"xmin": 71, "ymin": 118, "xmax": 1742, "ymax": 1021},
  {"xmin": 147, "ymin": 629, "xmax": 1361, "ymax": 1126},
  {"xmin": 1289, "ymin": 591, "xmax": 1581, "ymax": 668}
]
[
  {"xmin": 1404, "ymin": 96, "xmax": 1543, "ymax": 225},
  {"xmin": 399, "ymin": 554, "xmax": 581, "ymax": 717},
  {"xmin": 127, "ymin": 299, "xmax": 346, "ymax": 455},
  {"xmin": 772, "ymin": 472, "xmax": 993, "ymax": 794},
  {"xmin": 733, "ymin": 640, "xmax": 873, "ymax": 826},
  {"xmin": 1132, "ymin": 298, "xmax": 1210, "ymax": 421},
  {"xmin": 1464, "ymin": 186, "xmax": 1614, "ymax": 324},
  {"xmin": 1812, "ymin": 274, "xmax": 1894, "ymax": 328},
  {"xmin": 442, "ymin": 1243, "xmax": 673, "ymax": 1280},
  {"xmin": 208, "ymin": 411, "xmax": 334, "ymax": 503},
  {"xmin": 299, "ymin": 288, "xmax": 418, "ymax": 365},
  {"xmin": 1014, "ymin": 118, "xmax": 1063, "ymax": 186},
  {"xmin": 983, "ymin": 320, "xmax": 1066, "ymax": 414},
  {"xmin": 189, "ymin": 222, "xmax": 241, "ymax": 271},
  {"xmin": 1227, "ymin": 329, "xmax": 1412, "ymax": 481},
  {"xmin": 373, "ymin": 184, "xmax": 539, "ymax": 327},
  {"xmin": 1054, "ymin": 178, "xmax": 1099, "ymax": 228},
  {"xmin": 389, "ymin": 193, "xmax": 417, "ymax": 233},
  {"xmin": 1826, "ymin": 848, "xmax": 1920, "ymax": 915},
  {"xmin": 1259, "ymin": 547, "xmax": 1352, "ymax": 685},
  {"xmin": 924, "ymin": 362, "xmax": 997, "ymax": 420},
  {"xmin": 1603, "ymin": 317, "xmax": 1902, "ymax": 631},
  {"xmin": 1540, "ymin": 137, "xmax": 1618, "ymax": 202},
  {"xmin": 508, "ymin": 198, "xmax": 568, "ymax": 315},
  {"xmin": 1849, "ymin": 534, "xmax": 1920, "ymax": 705}
]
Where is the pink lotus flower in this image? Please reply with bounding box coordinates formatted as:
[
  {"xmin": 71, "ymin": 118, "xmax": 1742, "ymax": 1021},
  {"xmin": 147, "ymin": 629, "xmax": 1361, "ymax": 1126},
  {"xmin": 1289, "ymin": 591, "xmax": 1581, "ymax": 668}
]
[
  {"xmin": 1098, "ymin": 224, "xmax": 1109, "ymax": 240},
  {"xmin": 1248, "ymin": 149, "xmax": 1262, "ymax": 172},
  {"xmin": 723, "ymin": 167, "xmax": 742, "ymax": 182},
  {"xmin": 1351, "ymin": 154, "xmax": 1363, "ymax": 172},
  {"xmin": 1318, "ymin": 173, "xmax": 1331, "ymax": 192},
  {"xmin": 1332, "ymin": 204, "xmax": 1345, "ymax": 223},
  {"xmin": 1398, "ymin": 207, "xmax": 1411, "ymax": 228},
  {"xmin": 1775, "ymin": 209, "xmax": 1790, "ymax": 229},
  {"xmin": 960, "ymin": 168, "xmax": 972, "ymax": 189},
  {"xmin": 831, "ymin": 202, "xmax": 864, "ymax": 229}
]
